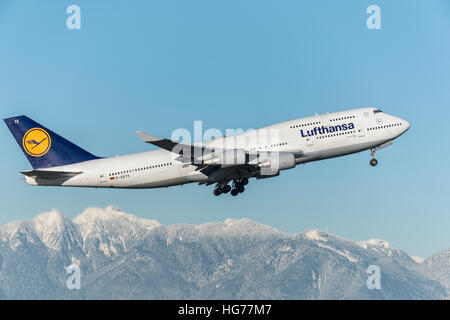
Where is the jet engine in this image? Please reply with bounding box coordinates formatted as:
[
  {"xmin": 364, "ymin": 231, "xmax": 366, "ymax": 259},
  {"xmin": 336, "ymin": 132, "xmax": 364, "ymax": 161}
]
[
  {"xmin": 203, "ymin": 149, "xmax": 247, "ymax": 167},
  {"xmin": 256, "ymin": 152, "xmax": 296, "ymax": 177}
]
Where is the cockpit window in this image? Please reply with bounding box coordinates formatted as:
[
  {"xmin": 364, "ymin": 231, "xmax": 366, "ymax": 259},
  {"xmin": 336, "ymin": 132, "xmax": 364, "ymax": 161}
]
[{"xmin": 373, "ymin": 109, "xmax": 383, "ymax": 114}]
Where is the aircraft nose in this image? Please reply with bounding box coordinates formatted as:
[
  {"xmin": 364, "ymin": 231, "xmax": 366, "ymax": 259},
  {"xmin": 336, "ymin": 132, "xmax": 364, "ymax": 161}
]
[
  {"xmin": 391, "ymin": 115, "xmax": 410, "ymax": 135},
  {"xmin": 403, "ymin": 119, "xmax": 411, "ymax": 131}
]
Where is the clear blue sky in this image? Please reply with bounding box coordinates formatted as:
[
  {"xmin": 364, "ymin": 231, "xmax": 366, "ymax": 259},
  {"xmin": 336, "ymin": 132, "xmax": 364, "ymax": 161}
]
[{"xmin": 1, "ymin": 0, "xmax": 449, "ymax": 258}]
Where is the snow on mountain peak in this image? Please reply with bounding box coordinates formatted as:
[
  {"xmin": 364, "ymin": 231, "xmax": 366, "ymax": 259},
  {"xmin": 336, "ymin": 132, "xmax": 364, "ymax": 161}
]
[
  {"xmin": 303, "ymin": 229, "xmax": 328, "ymax": 242},
  {"xmin": 223, "ymin": 217, "xmax": 258, "ymax": 227},
  {"xmin": 75, "ymin": 206, "xmax": 135, "ymax": 223},
  {"xmin": 195, "ymin": 217, "xmax": 280, "ymax": 235},
  {"xmin": 32, "ymin": 209, "xmax": 79, "ymax": 250},
  {"xmin": 0, "ymin": 209, "xmax": 67, "ymax": 237},
  {"xmin": 166, "ymin": 218, "xmax": 284, "ymax": 244},
  {"xmin": 219, "ymin": 218, "xmax": 282, "ymax": 237},
  {"xmin": 34, "ymin": 209, "xmax": 66, "ymax": 227},
  {"xmin": 73, "ymin": 206, "xmax": 162, "ymax": 256},
  {"xmin": 358, "ymin": 238, "xmax": 391, "ymax": 249},
  {"xmin": 412, "ymin": 256, "xmax": 425, "ymax": 263},
  {"xmin": 74, "ymin": 206, "xmax": 161, "ymax": 229}
]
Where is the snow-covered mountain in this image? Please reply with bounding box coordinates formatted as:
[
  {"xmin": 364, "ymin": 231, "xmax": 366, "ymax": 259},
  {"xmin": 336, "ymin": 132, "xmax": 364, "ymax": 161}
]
[
  {"xmin": 0, "ymin": 206, "xmax": 447, "ymax": 299},
  {"xmin": 418, "ymin": 249, "xmax": 450, "ymax": 291}
]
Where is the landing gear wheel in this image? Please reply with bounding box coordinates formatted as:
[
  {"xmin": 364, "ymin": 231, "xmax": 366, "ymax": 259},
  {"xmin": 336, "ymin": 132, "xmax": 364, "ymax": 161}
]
[
  {"xmin": 241, "ymin": 178, "xmax": 249, "ymax": 185},
  {"xmin": 213, "ymin": 188, "xmax": 222, "ymax": 196},
  {"xmin": 369, "ymin": 148, "xmax": 378, "ymax": 167},
  {"xmin": 230, "ymin": 189, "xmax": 238, "ymax": 196},
  {"xmin": 235, "ymin": 182, "xmax": 244, "ymax": 193},
  {"xmin": 223, "ymin": 185, "xmax": 231, "ymax": 193}
]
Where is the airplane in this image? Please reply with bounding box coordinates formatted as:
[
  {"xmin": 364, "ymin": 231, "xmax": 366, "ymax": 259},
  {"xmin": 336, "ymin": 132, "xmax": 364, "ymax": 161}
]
[{"xmin": 4, "ymin": 107, "xmax": 410, "ymax": 196}]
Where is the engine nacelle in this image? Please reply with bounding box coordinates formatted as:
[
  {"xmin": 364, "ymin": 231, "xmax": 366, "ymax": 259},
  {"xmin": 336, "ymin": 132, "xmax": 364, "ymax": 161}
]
[
  {"xmin": 203, "ymin": 149, "xmax": 246, "ymax": 167},
  {"xmin": 257, "ymin": 152, "xmax": 296, "ymax": 177}
]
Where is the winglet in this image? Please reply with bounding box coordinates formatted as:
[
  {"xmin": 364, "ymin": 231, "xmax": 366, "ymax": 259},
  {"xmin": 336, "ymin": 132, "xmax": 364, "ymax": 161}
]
[
  {"xmin": 135, "ymin": 131, "xmax": 161, "ymax": 143},
  {"xmin": 135, "ymin": 131, "xmax": 213, "ymax": 160},
  {"xmin": 135, "ymin": 130, "xmax": 183, "ymax": 153}
]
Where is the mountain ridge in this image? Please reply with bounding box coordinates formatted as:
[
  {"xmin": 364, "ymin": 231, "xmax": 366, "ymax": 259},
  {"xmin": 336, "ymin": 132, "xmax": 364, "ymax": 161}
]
[{"xmin": 0, "ymin": 206, "xmax": 447, "ymax": 299}]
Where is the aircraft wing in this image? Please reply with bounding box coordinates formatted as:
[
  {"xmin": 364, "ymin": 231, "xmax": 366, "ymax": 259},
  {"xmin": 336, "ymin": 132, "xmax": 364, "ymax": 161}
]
[
  {"xmin": 136, "ymin": 131, "xmax": 215, "ymax": 163},
  {"xmin": 135, "ymin": 131, "xmax": 302, "ymax": 183},
  {"xmin": 21, "ymin": 170, "xmax": 82, "ymax": 180}
]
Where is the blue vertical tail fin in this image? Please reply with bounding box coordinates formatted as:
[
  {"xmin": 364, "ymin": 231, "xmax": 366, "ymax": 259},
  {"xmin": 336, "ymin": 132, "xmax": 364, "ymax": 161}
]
[{"xmin": 4, "ymin": 115, "xmax": 100, "ymax": 169}]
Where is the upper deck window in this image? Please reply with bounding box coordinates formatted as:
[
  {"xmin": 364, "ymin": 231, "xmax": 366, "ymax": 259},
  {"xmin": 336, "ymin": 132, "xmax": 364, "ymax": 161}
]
[{"xmin": 373, "ymin": 109, "xmax": 383, "ymax": 114}]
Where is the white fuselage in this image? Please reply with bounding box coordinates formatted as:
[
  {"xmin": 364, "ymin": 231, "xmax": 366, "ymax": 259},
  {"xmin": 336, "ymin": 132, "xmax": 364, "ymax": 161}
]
[{"xmin": 24, "ymin": 107, "xmax": 410, "ymax": 188}]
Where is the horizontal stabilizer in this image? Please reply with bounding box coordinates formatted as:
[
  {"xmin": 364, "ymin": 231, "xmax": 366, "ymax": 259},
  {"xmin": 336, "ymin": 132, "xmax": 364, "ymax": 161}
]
[{"xmin": 21, "ymin": 170, "xmax": 82, "ymax": 180}]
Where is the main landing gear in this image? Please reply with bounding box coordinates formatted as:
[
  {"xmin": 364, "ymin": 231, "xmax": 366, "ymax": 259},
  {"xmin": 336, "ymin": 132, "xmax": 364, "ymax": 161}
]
[
  {"xmin": 214, "ymin": 178, "xmax": 248, "ymax": 196},
  {"xmin": 213, "ymin": 184, "xmax": 231, "ymax": 196},
  {"xmin": 370, "ymin": 148, "xmax": 378, "ymax": 167}
]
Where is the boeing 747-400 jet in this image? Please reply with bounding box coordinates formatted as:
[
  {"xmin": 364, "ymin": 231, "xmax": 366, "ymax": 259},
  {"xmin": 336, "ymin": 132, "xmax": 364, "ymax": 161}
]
[{"xmin": 4, "ymin": 107, "xmax": 410, "ymax": 196}]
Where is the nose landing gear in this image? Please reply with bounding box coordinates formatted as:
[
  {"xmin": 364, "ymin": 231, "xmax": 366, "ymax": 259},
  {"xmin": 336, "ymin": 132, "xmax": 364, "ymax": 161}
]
[{"xmin": 370, "ymin": 148, "xmax": 378, "ymax": 167}]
